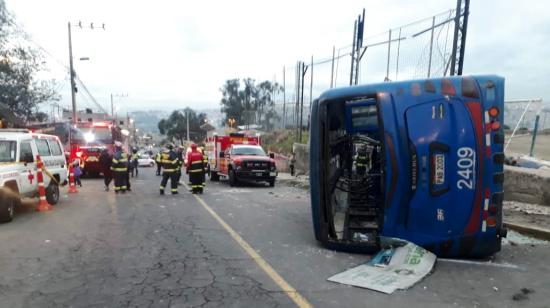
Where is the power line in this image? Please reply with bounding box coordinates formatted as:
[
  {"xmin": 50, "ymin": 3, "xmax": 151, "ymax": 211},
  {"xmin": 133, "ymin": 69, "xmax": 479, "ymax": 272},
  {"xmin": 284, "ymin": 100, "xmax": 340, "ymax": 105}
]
[{"xmin": 74, "ymin": 74, "xmax": 109, "ymax": 114}]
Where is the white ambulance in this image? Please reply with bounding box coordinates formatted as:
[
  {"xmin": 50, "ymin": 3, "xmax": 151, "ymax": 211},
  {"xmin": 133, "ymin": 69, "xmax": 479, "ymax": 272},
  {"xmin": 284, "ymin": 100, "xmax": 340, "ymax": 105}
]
[{"xmin": 0, "ymin": 129, "xmax": 68, "ymax": 222}]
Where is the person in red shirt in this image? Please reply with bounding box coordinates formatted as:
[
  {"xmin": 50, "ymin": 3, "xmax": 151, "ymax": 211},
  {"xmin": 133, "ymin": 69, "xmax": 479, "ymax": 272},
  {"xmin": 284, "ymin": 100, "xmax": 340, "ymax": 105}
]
[{"xmin": 186, "ymin": 143, "xmax": 204, "ymax": 194}]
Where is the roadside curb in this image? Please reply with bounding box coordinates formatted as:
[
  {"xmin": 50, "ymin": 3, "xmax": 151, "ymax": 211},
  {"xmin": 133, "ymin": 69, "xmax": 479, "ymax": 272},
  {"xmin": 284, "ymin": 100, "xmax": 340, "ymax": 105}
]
[{"xmin": 504, "ymin": 221, "xmax": 550, "ymax": 241}]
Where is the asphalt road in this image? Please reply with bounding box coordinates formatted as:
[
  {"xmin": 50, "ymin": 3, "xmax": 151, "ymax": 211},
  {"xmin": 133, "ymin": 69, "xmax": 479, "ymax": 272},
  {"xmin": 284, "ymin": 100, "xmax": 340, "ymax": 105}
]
[{"xmin": 0, "ymin": 169, "xmax": 549, "ymax": 308}]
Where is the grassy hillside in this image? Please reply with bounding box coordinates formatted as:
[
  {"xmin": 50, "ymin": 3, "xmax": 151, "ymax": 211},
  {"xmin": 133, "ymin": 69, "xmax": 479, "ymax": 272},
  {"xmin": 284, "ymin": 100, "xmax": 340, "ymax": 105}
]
[{"xmin": 262, "ymin": 130, "xmax": 309, "ymax": 155}]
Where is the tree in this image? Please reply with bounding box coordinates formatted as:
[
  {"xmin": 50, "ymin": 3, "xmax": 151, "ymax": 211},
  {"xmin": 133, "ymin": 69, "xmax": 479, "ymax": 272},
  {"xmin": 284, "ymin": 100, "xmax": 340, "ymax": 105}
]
[
  {"xmin": 0, "ymin": 0, "xmax": 59, "ymax": 124},
  {"xmin": 220, "ymin": 79, "xmax": 242, "ymax": 126},
  {"xmin": 158, "ymin": 108, "xmax": 207, "ymax": 145},
  {"xmin": 219, "ymin": 78, "xmax": 281, "ymax": 130}
]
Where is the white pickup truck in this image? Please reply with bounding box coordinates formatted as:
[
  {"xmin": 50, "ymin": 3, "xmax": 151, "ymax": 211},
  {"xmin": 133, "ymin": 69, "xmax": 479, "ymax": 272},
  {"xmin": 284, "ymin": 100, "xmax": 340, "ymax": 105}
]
[{"xmin": 0, "ymin": 129, "xmax": 68, "ymax": 222}]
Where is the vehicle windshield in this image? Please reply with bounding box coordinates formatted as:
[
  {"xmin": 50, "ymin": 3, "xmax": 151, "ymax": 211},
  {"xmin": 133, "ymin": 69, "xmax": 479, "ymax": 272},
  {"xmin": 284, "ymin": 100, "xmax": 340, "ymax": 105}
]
[
  {"xmin": 0, "ymin": 141, "xmax": 17, "ymax": 163},
  {"xmin": 232, "ymin": 146, "xmax": 266, "ymax": 156},
  {"xmin": 72, "ymin": 127, "xmax": 113, "ymax": 144}
]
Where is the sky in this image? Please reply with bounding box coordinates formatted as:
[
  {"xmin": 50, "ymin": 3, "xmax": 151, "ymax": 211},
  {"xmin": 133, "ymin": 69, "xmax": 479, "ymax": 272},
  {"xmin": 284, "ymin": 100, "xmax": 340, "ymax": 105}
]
[{"xmin": 5, "ymin": 0, "xmax": 550, "ymax": 114}]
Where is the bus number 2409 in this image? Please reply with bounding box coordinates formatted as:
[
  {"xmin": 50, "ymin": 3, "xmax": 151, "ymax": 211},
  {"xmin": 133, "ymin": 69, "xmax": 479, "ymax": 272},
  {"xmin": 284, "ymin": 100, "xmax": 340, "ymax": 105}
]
[{"xmin": 456, "ymin": 147, "xmax": 475, "ymax": 190}]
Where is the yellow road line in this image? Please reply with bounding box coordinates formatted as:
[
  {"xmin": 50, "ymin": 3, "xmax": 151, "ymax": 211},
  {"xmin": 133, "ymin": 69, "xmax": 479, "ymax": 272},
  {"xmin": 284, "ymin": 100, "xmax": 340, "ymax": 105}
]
[{"xmin": 184, "ymin": 183, "xmax": 313, "ymax": 308}]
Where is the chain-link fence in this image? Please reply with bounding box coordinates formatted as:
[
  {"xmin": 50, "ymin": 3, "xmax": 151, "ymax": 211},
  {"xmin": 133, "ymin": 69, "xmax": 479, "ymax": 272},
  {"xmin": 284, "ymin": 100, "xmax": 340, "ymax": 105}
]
[
  {"xmin": 503, "ymin": 99, "xmax": 550, "ymax": 160},
  {"xmin": 268, "ymin": 9, "xmax": 458, "ymax": 135}
]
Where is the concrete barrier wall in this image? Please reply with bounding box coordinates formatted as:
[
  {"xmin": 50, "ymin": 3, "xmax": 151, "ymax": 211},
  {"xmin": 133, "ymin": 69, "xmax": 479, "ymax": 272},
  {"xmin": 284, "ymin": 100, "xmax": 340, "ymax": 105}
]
[
  {"xmin": 293, "ymin": 143, "xmax": 309, "ymax": 175},
  {"xmin": 504, "ymin": 165, "xmax": 550, "ymax": 206}
]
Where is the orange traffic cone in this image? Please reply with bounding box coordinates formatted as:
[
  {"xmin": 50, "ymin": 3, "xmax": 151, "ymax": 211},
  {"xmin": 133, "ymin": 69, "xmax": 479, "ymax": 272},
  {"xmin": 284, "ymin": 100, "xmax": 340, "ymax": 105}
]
[
  {"xmin": 68, "ymin": 163, "xmax": 78, "ymax": 193},
  {"xmin": 35, "ymin": 155, "xmax": 52, "ymax": 212}
]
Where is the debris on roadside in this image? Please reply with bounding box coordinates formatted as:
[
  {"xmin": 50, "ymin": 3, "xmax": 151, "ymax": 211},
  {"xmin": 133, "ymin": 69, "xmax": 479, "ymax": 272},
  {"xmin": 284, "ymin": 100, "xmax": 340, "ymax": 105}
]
[
  {"xmin": 512, "ymin": 288, "xmax": 535, "ymax": 301},
  {"xmin": 327, "ymin": 237, "xmax": 436, "ymax": 294},
  {"xmin": 504, "ymin": 201, "xmax": 550, "ymax": 216}
]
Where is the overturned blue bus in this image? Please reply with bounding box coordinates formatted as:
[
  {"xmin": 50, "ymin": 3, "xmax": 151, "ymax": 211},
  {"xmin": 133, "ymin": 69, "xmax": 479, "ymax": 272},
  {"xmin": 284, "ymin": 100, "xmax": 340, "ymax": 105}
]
[{"xmin": 309, "ymin": 75, "xmax": 506, "ymax": 258}]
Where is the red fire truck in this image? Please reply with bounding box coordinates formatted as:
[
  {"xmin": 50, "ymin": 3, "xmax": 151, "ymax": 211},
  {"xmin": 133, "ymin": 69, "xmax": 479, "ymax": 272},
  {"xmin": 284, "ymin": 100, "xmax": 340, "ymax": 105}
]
[
  {"xmin": 69, "ymin": 121, "xmax": 125, "ymax": 176},
  {"xmin": 205, "ymin": 132, "xmax": 278, "ymax": 186},
  {"xmin": 29, "ymin": 121, "xmax": 125, "ymax": 177}
]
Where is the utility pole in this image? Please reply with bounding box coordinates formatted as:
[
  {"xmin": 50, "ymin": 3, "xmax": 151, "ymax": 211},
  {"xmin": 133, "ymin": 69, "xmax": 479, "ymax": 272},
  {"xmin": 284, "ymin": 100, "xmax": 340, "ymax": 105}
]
[
  {"xmin": 309, "ymin": 55, "xmax": 313, "ymax": 131},
  {"xmin": 282, "ymin": 66, "xmax": 286, "ymax": 129},
  {"xmin": 110, "ymin": 93, "xmax": 114, "ymax": 119},
  {"xmin": 450, "ymin": 0, "xmax": 470, "ymax": 76},
  {"xmin": 299, "ymin": 62, "xmax": 308, "ymax": 143},
  {"xmin": 427, "ymin": 16, "xmax": 436, "ymax": 78},
  {"xmin": 349, "ymin": 9, "xmax": 365, "ymax": 85},
  {"xmin": 355, "ymin": 9, "xmax": 365, "ymax": 85},
  {"xmin": 330, "ymin": 46, "xmax": 335, "ymax": 88},
  {"xmin": 295, "ymin": 62, "xmax": 300, "ymax": 137},
  {"xmin": 349, "ymin": 20, "xmax": 357, "ymax": 86},
  {"xmin": 68, "ymin": 22, "xmax": 77, "ymax": 124},
  {"xmin": 186, "ymin": 110, "xmax": 190, "ymax": 142},
  {"xmin": 385, "ymin": 29, "xmax": 391, "ymax": 81}
]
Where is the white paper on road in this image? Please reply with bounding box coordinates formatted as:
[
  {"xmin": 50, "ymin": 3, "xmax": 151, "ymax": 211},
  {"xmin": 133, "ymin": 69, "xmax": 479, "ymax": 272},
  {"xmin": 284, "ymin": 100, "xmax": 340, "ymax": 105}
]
[{"xmin": 327, "ymin": 238, "xmax": 436, "ymax": 294}]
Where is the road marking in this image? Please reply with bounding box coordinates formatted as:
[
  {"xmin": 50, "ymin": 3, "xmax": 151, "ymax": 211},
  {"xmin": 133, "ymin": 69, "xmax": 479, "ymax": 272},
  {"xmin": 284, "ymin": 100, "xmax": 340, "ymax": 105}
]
[
  {"xmin": 438, "ymin": 258, "xmax": 521, "ymax": 270},
  {"xmin": 184, "ymin": 183, "xmax": 312, "ymax": 308}
]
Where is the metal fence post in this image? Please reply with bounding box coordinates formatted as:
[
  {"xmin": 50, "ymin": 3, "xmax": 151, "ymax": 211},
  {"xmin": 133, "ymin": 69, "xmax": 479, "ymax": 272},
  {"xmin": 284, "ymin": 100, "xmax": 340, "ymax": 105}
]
[
  {"xmin": 428, "ymin": 16, "xmax": 436, "ymax": 78},
  {"xmin": 386, "ymin": 29, "xmax": 392, "ymax": 80}
]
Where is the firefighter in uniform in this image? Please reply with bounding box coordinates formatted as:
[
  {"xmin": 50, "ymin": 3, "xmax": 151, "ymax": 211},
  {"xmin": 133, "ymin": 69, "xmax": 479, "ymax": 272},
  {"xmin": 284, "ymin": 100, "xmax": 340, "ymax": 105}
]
[
  {"xmin": 160, "ymin": 144, "xmax": 179, "ymax": 195},
  {"xmin": 186, "ymin": 144, "xmax": 204, "ymax": 194},
  {"xmin": 111, "ymin": 141, "xmax": 129, "ymax": 194},
  {"xmin": 355, "ymin": 146, "xmax": 368, "ymax": 176},
  {"xmin": 130, "ymin": 148, "xmax": 139, "ymax": 177},
  {"xmin": 155, "ymin": 152, "xmax": 162, "ymax": 176},
  {"xmin": 175, "ymin": 146, "xmax": 185, "ymax": 185},
  {"xmin": 200, "ymin": 146, "xmax": 208, "ymax": 188}
]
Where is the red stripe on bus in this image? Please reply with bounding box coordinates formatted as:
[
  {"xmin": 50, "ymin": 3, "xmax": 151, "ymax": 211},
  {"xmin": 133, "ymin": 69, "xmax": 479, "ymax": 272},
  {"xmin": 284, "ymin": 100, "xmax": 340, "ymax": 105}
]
[{"xmin": 464, "ymin": 102, "xmax": 485, "ymax": 234}]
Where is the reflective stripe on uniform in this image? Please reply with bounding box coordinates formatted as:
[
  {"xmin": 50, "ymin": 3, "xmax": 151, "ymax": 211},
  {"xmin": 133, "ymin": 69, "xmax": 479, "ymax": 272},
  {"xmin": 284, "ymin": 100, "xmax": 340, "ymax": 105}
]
[
  {"xmin": 189, "ymin": 169, "xmax": 202, "ymax": 173},
  {"xmin": 111, "ymin": 167, "xmax": 128, "ymax": 172},
  {"xmin": 191, "ymin": 161, "xmax": 203, "ymax": 165},
  {"xmin": 163, "ymin": 169, "xmax": 176, "ymax": 172}
]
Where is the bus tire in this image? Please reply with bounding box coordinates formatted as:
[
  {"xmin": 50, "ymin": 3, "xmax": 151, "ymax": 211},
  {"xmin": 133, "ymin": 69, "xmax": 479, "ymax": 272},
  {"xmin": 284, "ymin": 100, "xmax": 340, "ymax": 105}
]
[{"xmin": 46, "ymin": 182, "xmax": 60, "ymax": 205}]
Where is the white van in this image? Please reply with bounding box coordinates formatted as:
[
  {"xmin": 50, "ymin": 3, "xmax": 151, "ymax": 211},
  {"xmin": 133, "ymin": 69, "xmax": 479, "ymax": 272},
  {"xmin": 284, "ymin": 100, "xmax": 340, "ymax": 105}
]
[{"xmin": 0, "ymin": 129, "xmax": 68, "ymax": 222}]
